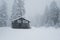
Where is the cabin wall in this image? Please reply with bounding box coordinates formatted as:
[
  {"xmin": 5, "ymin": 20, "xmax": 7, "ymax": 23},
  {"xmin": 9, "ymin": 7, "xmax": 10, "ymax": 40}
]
[{"xmin": 12, "ymin": 20, "xmax": 30, "ymax": 29}]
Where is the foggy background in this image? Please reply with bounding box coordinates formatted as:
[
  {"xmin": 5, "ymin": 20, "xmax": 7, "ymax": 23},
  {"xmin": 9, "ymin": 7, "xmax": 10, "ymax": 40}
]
[
  {"xmin": 0, "ymin": 0, "xmax": 60, "ymax": 40},
  {"xmin": 0, "ymin": 0, "xmax": 60, "ymax": 26}
]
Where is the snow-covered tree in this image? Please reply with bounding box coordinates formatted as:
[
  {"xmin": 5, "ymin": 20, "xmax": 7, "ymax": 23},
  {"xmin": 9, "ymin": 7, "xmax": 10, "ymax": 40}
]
[
  {"xmin": 49, "ymin": 0, "xmax": 59, "ymax": 25},
  {"xmin": 11, "ymin": 0, "xmax": 25, "ymax": 20},
  {"xmin": 0, "ymin": 0, "xmax": 8, "ymax": 27},
  {"xmin": 42, "ymin": 6, "xmax": 49, "ymax": 25},
  {"xmin": 43, "ymin": 0, "xmax": 60, "ymax": 27}
]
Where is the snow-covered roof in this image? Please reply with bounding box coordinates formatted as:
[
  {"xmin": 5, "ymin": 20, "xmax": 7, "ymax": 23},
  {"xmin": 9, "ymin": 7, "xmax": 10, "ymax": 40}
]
[{"xmin": 11, "ymin": 17, "xmax": 30, "ymax": 22}]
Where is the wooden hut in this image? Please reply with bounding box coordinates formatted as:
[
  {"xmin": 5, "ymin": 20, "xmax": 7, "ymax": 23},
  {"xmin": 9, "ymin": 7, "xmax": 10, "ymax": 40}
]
[{"xmin": 12, "ymin": 17, "xmax": 30, "ymax": 29}]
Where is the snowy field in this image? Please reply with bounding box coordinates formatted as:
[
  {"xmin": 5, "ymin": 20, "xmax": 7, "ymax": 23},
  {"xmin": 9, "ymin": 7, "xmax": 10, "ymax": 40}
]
[{"xmin": 0, "ymin": 26, "xmax": 60, "ymax": 40}]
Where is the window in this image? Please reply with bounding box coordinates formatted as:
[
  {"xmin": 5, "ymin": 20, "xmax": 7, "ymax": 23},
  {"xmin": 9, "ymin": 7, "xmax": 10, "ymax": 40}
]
[
  {"xmin": 17, "ymin": 20, "xmax": 21, "ymax": 23},
  {"xmin": 23, "ymin": 20, "xmax": 28, "ymax": 23}
]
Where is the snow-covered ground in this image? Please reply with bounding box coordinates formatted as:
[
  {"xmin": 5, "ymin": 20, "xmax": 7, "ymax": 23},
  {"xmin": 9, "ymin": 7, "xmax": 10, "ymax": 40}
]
[{"xmin": 0, "ymin": 26, "xmax": 60, "ymax": 40}]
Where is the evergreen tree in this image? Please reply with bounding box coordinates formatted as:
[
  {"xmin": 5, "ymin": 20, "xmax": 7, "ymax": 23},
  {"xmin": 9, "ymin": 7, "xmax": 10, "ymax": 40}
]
[
  {"xmin": 43, "ymin": 6, "xmax": 49, "ymax": 26},
  {"xmin": 11, "ymin": 0, "xmax": 25, "ymax": 20},
  {"xmin": 0, "ymin": 0, "xmax": 8, "ymax": 27},
  {"xmin": 49, "ymin": 0, "xmax": 59, "ymax": 25},
  {"xmin": 43, "ymin": 0, "xmax": 60, "ymax": 27}
]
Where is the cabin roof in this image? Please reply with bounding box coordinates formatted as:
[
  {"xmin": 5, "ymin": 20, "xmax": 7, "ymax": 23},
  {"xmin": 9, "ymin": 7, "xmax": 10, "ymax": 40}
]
[
  {"xmin": 12, "ymin": 17, "xmax": 30, "ymax": 23},
  {"xmin": 18, "ymin": 17, "xmax": 30, "ymax": 22}
]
